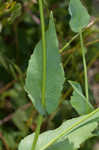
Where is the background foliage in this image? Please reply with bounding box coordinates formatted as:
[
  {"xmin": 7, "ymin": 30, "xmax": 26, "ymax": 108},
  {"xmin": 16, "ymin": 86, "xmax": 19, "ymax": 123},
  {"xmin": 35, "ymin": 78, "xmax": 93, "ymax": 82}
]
[{"xmin": 0, "ymin": 0, "xmax": 99, "ymax": 150}]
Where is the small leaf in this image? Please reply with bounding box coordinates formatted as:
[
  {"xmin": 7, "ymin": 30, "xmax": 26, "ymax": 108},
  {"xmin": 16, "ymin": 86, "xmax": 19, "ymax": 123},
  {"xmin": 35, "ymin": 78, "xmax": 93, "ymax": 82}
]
[
  {"xmin": 25, "ymin": 12, "xmax": 64, "ymax": 114},
  {"xmin": 69, "ymin": 81, "xmax": 94, "ymax": 115},
  {"xmin": 69, "ymin": 0, "xmax": 90, "ymax": 32},
  {"xmin": 18, "ymin": 108, "xmax": 99, "ymax": 150}
]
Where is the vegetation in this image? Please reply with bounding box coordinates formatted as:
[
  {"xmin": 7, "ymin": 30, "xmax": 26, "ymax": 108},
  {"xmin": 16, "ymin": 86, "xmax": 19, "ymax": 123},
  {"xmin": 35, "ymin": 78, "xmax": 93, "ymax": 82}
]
[{"xmin": 0, "ymin": 0, "xmax": 99, "ymax": 150}]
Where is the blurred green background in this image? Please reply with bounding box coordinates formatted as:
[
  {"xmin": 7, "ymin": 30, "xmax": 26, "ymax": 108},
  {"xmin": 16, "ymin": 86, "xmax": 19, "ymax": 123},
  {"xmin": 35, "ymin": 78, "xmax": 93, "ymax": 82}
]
[{"xmin": 0, "ymin": 0, "xmax": 99, "ymax": 150}]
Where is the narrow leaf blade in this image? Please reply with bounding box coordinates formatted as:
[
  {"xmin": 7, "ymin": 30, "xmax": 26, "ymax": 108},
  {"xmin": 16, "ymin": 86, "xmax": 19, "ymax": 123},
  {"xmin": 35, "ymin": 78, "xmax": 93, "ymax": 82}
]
[{"xmin": 25, "ymin": 12, "xmax": 64, "ymax": 114}]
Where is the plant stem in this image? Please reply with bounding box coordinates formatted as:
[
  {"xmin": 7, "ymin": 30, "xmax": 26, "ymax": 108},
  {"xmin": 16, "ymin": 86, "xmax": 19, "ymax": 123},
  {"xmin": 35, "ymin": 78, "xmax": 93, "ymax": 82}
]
[
  {"xmin": 59, "ymin": 18, "xmax": 96, "ymax": 53},
  {"xmin": 31, "ymin": 115, "xmax": 43, "ymax": 150},
  {"xmin": 31, "ymin": 1, "xmax": 46, "ymax": 150},
  {"xmin": 80, "ymin": 30, "xmax": 89, "ymax": 102},
  {"xmin": 39, "ymin": 0, "xmax": 47, "ymax": 109},
  {"xmin": 59, "ymin": 33, "xmax": 79, "ymax": 53}
]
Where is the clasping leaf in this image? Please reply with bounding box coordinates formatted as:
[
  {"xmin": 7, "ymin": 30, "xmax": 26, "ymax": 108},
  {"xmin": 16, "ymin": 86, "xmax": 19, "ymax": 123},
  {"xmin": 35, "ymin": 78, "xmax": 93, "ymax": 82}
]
[
  {"xmin": 69, "ymin": 81, "xmax": 94, "ymax": 115},
  {"xmin": 25, "ymin": 13, "xmax": 64, "ymax": 115}
]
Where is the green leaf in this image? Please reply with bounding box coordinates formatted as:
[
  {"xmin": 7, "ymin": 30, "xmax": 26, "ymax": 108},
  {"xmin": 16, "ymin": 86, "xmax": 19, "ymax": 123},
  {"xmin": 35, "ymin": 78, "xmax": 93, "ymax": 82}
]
[
  {"xmin": 12, "ymin": 109, "xmax": 28, "ymax": 132},
  {"xmin": 47, "ymin": 140, "xmax": 74, "ymax": 150},
  {"xmin": 69, "ymin": 81, "xmax": 94, "ymax": 115},
  {"xmin": 68, "ymin": 122, "xmax": 97, "ymax": 148},
  {"xmin": 18, "ymin": 108, "xmax": 99, "ymax": 150},
  {"xmin": 69, "ymin": 0, "xmax": 90, "ymax": 32},
  {"xmin": 25, "ymin": 12, "xmax": 64, "ymax": 114}
]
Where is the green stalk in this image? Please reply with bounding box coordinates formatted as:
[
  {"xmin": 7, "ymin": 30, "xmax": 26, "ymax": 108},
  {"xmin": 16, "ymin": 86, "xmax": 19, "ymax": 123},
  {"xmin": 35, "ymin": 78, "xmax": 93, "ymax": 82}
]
[
  {"xmin": 59, "ymin": 33, "xmax": 79, "ymax": 53},
  {"xmin": 80, "ymin": 30, "xmax": 89, "ymax": 102},
  {"xmin": 31, "ymin": 115, "xmax": 43, "ymax": 150},
  {"xmin": 39, "ymin": 0, "xmax": 47, "ymax": 109},
  {"xmin": 59, "ymin": 19, "xmax": 96, "ymax": 53},
  {"xmin": 31, "ymin": 0, "xmax": 46, "ymax": 150}
]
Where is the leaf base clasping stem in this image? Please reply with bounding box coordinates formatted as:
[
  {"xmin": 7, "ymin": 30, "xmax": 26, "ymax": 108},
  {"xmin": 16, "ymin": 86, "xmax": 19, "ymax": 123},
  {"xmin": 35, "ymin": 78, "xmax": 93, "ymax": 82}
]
[{"xmin": 80, "ymin": 30, "xmax": 89, "ymax": 103}]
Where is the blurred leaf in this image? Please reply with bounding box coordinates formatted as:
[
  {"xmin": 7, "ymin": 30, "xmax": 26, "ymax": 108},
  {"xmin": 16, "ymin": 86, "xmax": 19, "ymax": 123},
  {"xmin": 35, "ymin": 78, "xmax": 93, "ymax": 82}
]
[
  {"xmin": 0, "ymin": 53, "xmax": 8, "ymax": 71},
  {"xmin": 4, "ymin": 132, "xmax": 17, "ymax": 149},
  {"xmin": 69, "ymin": 0, "xmax": 90, "ymax": 32},
  {"xmin": 25, "ymin": 12, "xmax": 64, "ymax": 115},
  {"xmin": 0, "ymin": 1, "xmax": 21, "ymax": 25},
  {"xmin": 69, "ymin": 81, "xmax": 94, "ymax": 115},
  {"xmin": 1, "ymin": 84, "xmax": 28, "ymax": 109},
  {"xmin": 12, "ymin": 109, "xmax": 28, "ymax": 132},
  {"xmin": 0, "ymin": 128, "xmax": 21, "ymax": 150},
  {"xmin": 8, "ymin": 3, "xmax": 21, "ymax": 24}
]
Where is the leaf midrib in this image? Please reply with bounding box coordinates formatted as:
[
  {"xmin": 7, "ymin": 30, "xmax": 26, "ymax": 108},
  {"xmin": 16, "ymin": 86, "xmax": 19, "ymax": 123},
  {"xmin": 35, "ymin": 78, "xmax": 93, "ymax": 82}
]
[{"xmin": 40, "ymin": 108, "xmax": 99, "ymax": 150}]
